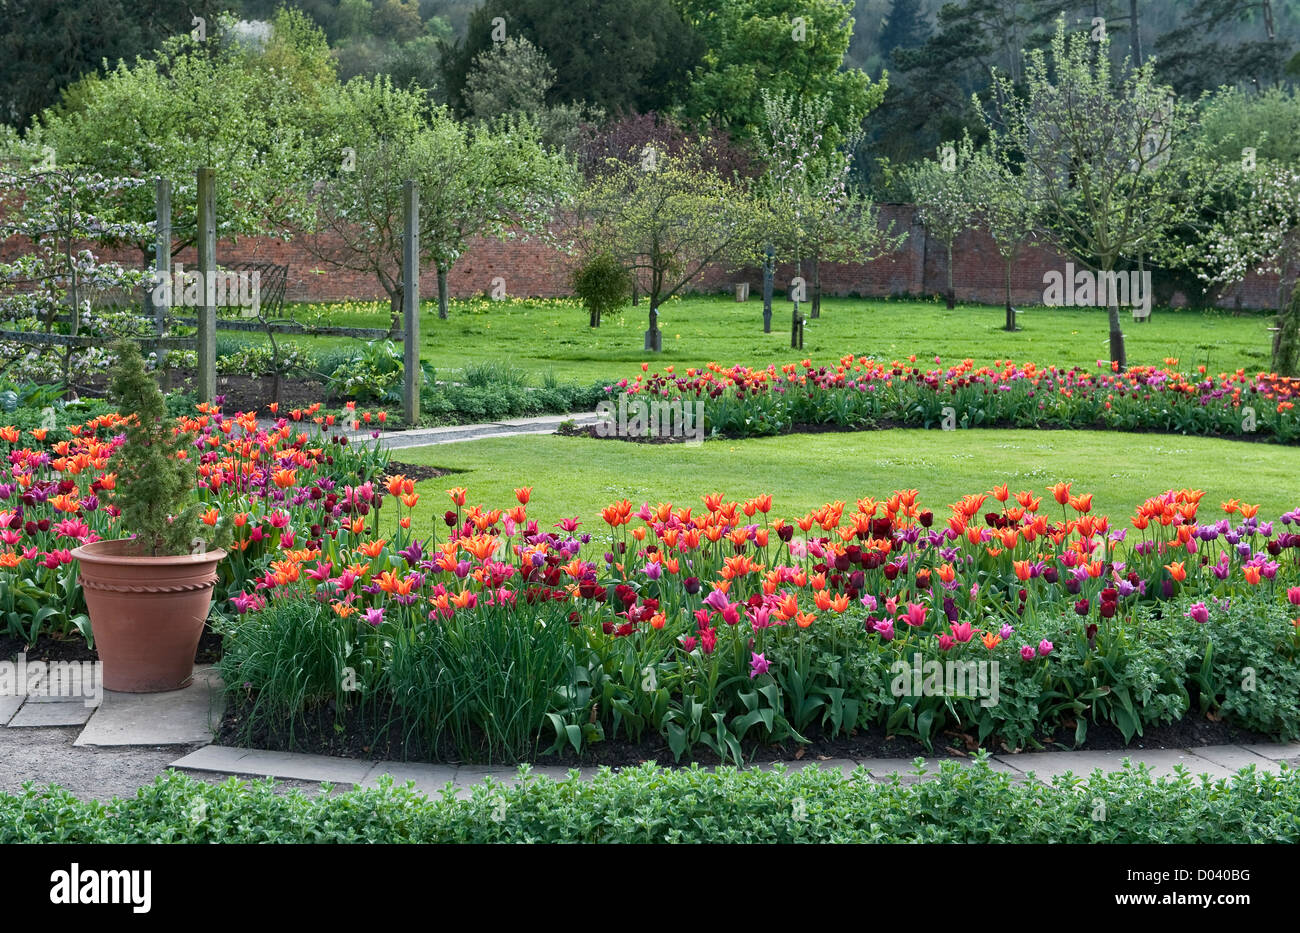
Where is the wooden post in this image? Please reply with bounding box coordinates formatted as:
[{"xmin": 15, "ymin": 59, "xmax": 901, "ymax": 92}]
[
  {"xmin": 196, "ymin": 167, "xmax": 216, "ymax": 404},
  {"xmin": 402, "ymin": 179, "xmax": 420, "ymax": 425},
  {"xmin": 154, "ymin": 177, "xmax": 171, "ymax": 378}
]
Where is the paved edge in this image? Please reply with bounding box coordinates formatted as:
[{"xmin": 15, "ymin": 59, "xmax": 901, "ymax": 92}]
[
  {"xmin": 170, "ymin": 742, "xmax": 1300, "ymax": 798},
  {"xmin": 262, "ymin": 411, "xmax": 601, "ymax": 451}
]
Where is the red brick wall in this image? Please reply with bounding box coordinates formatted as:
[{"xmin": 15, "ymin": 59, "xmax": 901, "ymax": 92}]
[{"xmin": 4, "ymin": 204, "xmax": 1284, "ymax": 310}]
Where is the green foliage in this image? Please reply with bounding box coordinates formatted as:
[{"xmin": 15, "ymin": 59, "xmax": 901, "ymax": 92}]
[
  {"xmin": 575, "ymin": 142, "xmax": 765, "ymax": 344},
  {"xmin": 216, "ymin": 341, "xmax": 313, "ymax": 377},
  {"xmin": 107, "ymin": 339, "xmax": 227, "ymax": 557},
  {"xmin": 36, "ymin": 12, "xmax": 327, "ymax": 257},
  {"xmin": 215, "ymin": 600, "xmax": 363, "ymax": 742},
  {"xmin": 2, "ymin": 761, "xmax": 1299, "ymax": 843},
  {"xmin": 571, "ymin": 253, "xmax": 632, "ymax": 327},
  {"xmin": 440, "ymin": 0, "xmax": 699, "ymax": 117},
  {"xmin": 304, "ymin": 77, "xmax": 574, "ymax": 320},
  {"xmin": 673, "ymin": 0, "xmax": 882, "ymax": 151}
]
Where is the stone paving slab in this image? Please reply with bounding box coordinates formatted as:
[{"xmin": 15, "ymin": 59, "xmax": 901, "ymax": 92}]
[
  {"xmin": 1238, "ymin": 742, "xmax": 1300, "ymax": 762},
  {"xmin": 1186, "ymin": 745, "xmax": 1286, "ymax": 774},
  {"xmin": 8, "ymin": 700, "xmax": 95, "ymax": 727},
  {"xmin": 755, "ymin": 758, "xmax": 864, "ymax": 777},
  {"xmin": 171, "ymin": 745, "xmax": 373, "ymax": 785},
  {"xmin": 994, "ymin": 748, "xmax": 1236, "ymax": 781},
  {"xmin": 75, "ymin": 666, "xmax": 223, "ymax": 747},
  {"xmin": 167, "ymin": 743, "xmax": 1294, "ymax": 790},
  {"xmin": 0, "ymin": 696, "xmax": 23, "ymax": 725},
  {"xmin": 361, "ymin": 762, "xmax": 459, "ymax": 795}
]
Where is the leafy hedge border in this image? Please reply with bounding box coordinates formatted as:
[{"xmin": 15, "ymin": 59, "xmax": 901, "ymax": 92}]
[{"xmin": 4, "ymin": 757, "xmax": 1297, "ymax": 843}]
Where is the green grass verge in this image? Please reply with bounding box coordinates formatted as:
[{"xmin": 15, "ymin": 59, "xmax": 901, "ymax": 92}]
[
  {"xmin": 385, "ymin": 428, "xmax": 1300, "ymax": 532},
  {"xmin": 5, "ymin": 759, "xmax": 1296, "ymax": 843},
  {"xmin": 260, "ymin": 294, "xmax": 1278, "ymax": 387}
]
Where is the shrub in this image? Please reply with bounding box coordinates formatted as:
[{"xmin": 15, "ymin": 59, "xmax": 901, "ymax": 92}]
[
  {"xmin": 571, "ymin": 252, "xmax": 631, "ymax": 327},
  {"xmin": 108, "ymin": 339, "xmax": 228, "ymax": 556},
  {"xmin": 1, "ymin": 761, "xmax": 1298, "ymax": 843}
]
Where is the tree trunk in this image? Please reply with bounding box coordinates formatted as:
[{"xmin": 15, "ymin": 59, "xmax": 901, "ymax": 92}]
[
  {"xmin": 1106, "ymin": 260, "xmax": 1128, "ymax": 370},
  {"xmin": 1004, "ymin": 256, "xmax": 1016, "ymax": 331},
  {"xmin": 437, "ymin": 267, "xmax": 449, "ymax": 320},
  {"xmin": 632, "ymin": 278, "xmax": 639, "ymax": 306},
  {"xmin": 1273, "ymin": 282, "xmax": 1300, "ymax": 377},
  {"xmin": 644, "ymin": 305, "xmax": 661, "ymax": 351},
  {"xmin": 810, "ymin": 253, "xmax": 821, "ymax": 319},
  {"xmin": 946, "ymin": 242, "xmax": 955, "ymax": 309},
  {"xmin": 387, "ymin": 288, "xmax": 402, "ymax": 338},
  {"xmin": 589, "ymin": 305, "xmax": 600, "ymax": 328},
  {"xmin": 762, "ymin": 245, "xmax": 774, "ymax": 333}
]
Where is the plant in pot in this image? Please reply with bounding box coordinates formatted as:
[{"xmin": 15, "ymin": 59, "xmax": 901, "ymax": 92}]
[{"xmin": 71, "ymin": 339, "xmax": 230, "ymax": 692}]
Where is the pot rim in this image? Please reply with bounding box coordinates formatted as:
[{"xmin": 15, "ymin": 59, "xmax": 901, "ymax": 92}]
[{"xmin": 71, "ymin": 538, "xmax": 227, "ymax": 566}]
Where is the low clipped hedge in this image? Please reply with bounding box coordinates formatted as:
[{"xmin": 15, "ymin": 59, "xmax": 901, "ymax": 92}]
[{"xmin": 3, "ymin": 758, "xmax": 1297, "ymax": 843}]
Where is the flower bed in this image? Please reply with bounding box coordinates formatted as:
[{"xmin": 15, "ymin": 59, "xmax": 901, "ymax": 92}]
[
  {"xmin": 218, "ymin": 480, "xmax": 1300, "ymax": 763},
  {"xmin": 610, "ymin": 358, "xmax": 1300, "ymax": 442},
  {"xmin": 0, "ymin": 402, "xmax": 389, "ymax": 644},
  {"xmin": 5, "ymin": 401, "xmax": 1299, "ymax": 765}
]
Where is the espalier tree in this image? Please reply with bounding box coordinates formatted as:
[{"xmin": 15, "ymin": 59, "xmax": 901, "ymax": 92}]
[
  {"xmin": 107, "ymin": 339, "xmax": 229, "ymax": 557},
  {"xmin": 0, "ymin": 158, "xmax": 152, "ymax": 386},
  {"xmin": 983, "ymin": 17, "xmax": 1209, "ymax": 369}
]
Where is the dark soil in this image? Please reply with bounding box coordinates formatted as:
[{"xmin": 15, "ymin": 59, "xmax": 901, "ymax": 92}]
[
  {"xmin": 383, "ymin": 460, "xmax": 451, "ymax": 483},
  {"xmin": 2, "ymin": 627, "xmax": 222, "ymax": 666},
  {"xmin": 214, "ymin": 692, "xmax": 1283, "ymax": 768},
  {"xmin": 567, "ymin": 417, "xmax": 1297, "ymax": 446},
  {"xmin": 555, "ymin": 423, "xmax": 692, "ymax": 444},
  {"xmin": 211, "ymin": 373, "xmax": 328, "ymax": 417}
]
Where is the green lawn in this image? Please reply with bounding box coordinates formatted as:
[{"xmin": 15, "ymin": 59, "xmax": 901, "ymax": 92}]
[
  {"xmin": 263, "ymin": 294, "xmax": 1277, "ymax": 387},
  {"xmin": 383, "ymin": 427, "xmax": 1300, "ymax": 533}
]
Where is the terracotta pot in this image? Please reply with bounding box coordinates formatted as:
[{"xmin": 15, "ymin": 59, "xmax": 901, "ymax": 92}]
[{"xmin": 71, "ymin": 539, "xmax": 226, "ymax": 693}]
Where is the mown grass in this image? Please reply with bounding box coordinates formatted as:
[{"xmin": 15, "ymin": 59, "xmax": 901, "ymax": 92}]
[
  {"xmin": 258, "ymin": 293, "xmax": 1277, "ymax": 387},
  {"xmin": 382, "ymin": 427, "xmax": 1300, "ymax": 532}
]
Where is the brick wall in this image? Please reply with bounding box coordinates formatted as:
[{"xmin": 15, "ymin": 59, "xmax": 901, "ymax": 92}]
[{"xmin": 5, "ymin": 204, "xmax": 1284, "ymax": 310}]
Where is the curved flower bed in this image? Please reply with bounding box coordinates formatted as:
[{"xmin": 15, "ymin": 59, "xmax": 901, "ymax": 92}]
[
  {"xmin": 5, "ymin": 403, "xmax": 1299, "ymax": 764},
  {"xmin": 611, "ymin": 358, "xmax": 1300, "ymax": 441}
]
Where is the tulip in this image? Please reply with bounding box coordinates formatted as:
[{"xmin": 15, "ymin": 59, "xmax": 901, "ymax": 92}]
[
  {"xmin": 1187, "ymin": 602, "xmax": 1209, "ymax": 624},
  {"xmin": 749, "ymin": 652, "xmax": 770, "ymax": 678},
  {"xmin": 1020, "ymin": 645, "xmax": 1036, "ymax": 661},
  {"xmin": 1037, "ymin": 639, "xmax": 1053, "ymax": 657}
]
